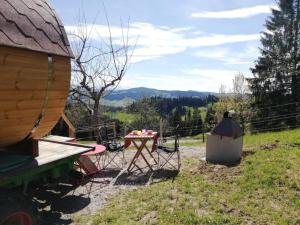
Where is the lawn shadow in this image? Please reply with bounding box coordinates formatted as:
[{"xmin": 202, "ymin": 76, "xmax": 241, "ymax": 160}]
[
  {"xmin": 113, "ymin": 168, "xmax": 179, "ymax": 186},
  {"xmin": 30, "ymin": 182, "xmax": 91, "ymax": 225},
  {"xmin": 33, "ymin": 168, "xmax": 125, "ymax": 224},
  {"xmin": 151, "ymin": 169, "xmax": 179, "ymax": 184},
  {"xmin": 99, "ymin": 168, "xmax": 122, "ymax": 178},
  {"xmin": 113, "ymin": 170, "xmax": 153, "ymax": 185}
]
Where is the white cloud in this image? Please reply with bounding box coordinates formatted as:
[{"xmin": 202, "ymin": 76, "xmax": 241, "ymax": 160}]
[
  {"xmin": 194, "ymin": 44, "xmax": 259, "ymax": 65},
  {"xmin": 66, "ymin": 22, "xmax": 260, "ymax": 63},
  {"xmin": 183, "ymin": 68, "xmax": 238, "ymax": 80},
  {"xmin": 191, "ymin": 5, "xmax": 278, "ymax": 19},
  {"xmin": 119, "ymin": 68, "xmax": 252, "ymax": 92},
  {"xmin": 182, "ymin": 68, "xmax": 251, "ymax": 91}
]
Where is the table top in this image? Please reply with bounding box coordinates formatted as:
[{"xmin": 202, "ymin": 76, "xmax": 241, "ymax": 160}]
[
  {"xmin": 125, "ymin": 132, "xmax": 157, "ymax": 139},
  {"xmin": 41, "ymin": 135, "xmax": 76, "ymax": 143},
  {"xmin": 82, "ymin": 144, "xmax": 106, "ymax": 156}
]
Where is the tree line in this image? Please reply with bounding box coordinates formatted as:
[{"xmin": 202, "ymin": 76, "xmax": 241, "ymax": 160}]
[
  {"xmin": 124, "ymin": 96, "xmax": 217, "ymax": 137},
  {"xmin": 249, "ymin": 0, "xmax": 300, "ymax": 130}
]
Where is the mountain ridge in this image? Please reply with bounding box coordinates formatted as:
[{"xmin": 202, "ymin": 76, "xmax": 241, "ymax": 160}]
[{"xmin": 104, "ymin": 87, "xmax": 215, "ymax": 101}]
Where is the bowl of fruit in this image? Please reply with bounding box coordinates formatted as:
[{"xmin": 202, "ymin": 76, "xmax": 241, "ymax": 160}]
[{"xmin": 132, "ymin": 130, "xmax": 141, "ymax": 135}]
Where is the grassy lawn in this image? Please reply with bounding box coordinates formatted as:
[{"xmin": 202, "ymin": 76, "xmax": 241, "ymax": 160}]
[
  {"xmin": 105, "ymin": 111, "xmax": 138, "ymax": 123},
  {"xmin": 77, "ymin": 140, "xmax": 97, "ymax": 145},
  {"xmin": 179, "ymin": 135, "xmax": 206, "ymax": 147},
  {"xmin": 179, "ymin": 128, "xmax": 300, "ymax": 149},
  {"xmin": 244, "ymin": 128, "xmax": 300, "ymax": 147},
  {"xmin": 74, "ymin": 128, "xmax": 300, "ymax": 224}
]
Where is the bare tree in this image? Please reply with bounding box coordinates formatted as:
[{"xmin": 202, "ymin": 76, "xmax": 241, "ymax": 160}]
[
  {"xmin": 215, "ymin": 73, "xmax": 253, "ymax": 130},
  {"xmin": 69, "ymin": 13, "xmax": 134, "ymax": 142},
  {"xmin": 232, "ymin": 73, "xmax": 252, "ymax": 131}
]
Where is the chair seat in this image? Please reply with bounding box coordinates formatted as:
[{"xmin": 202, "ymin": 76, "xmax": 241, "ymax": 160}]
[
  {"xmin": 107, "ymin": 143, "xmax": 124, "ymax": 152},
  {"xmin": 157, "ymin": 145, "xmax": 178, "ymax": 153}
]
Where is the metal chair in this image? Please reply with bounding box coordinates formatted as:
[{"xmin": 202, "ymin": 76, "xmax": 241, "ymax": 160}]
[
  {"xmin": 100, "ymin": 126, "xmax": 125, "ymax": 170},
  {"xmin": 157, "ymin": 134, "xmax": 181, "ymax": 171}
]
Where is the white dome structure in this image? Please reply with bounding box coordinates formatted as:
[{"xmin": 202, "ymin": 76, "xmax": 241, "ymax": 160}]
[{"xmin": 206, "ymin": 112, "xmax": 244, "ymax": 164}]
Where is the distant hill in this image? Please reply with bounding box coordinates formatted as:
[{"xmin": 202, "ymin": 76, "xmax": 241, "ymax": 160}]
[{"xmin": 104, "ymin": 87, "xmax": 215, "ymax": 102}]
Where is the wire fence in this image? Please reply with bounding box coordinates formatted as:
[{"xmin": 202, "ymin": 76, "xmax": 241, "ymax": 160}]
[
  {"xmin": 60, "ymin": 100, "xmax": 300, "ymax": 151},
  {"xmin": 73, "ymin": 112, "xmax": 300, "ymax": 139}
]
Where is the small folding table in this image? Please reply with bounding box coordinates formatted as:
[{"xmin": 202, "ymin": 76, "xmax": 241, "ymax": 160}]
[
  {"xmin": 76, "ymin": 144, "xmax": 107, "ymax": 195},
  {"xmin": 125, "ymin": 132, "xmax": 158, "ymax": 172},
  {"xmin": 80, "ymin": 144, "xmax": 106, "ymax": 172}
]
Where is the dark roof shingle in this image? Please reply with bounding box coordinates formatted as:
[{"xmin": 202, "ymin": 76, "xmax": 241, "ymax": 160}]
[{"xmin": 0, "ymin": 0, "xmax": 74, "ymax": 58}]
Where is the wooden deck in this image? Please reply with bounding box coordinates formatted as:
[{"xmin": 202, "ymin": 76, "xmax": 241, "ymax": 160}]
[
  {"xmin": 36, "ymin": 140, "xmax": 92, "ymax": 166},
  {"xmin": 0, "ymin": 137, "xmax": 94, "ymax": 181}
]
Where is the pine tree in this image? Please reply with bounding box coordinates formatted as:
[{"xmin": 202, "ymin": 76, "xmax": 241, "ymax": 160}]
[
  {"xmin": 191, "ymin": 107, "xmax": 203, "ymax": 135},
  {"xmin": 172, "ymin": 107, "xmax": 182, "ymax": 127},
  {"xmin": 186, "ymin": 109, "xmax": 192, "ymax": 136},
  {"xmin": 249, "ymin": 0, "xmax": 300, "ymax": 129},
  {"xmin": 205, "ymin": 107, "xmax": 216, "ymax": 131}
]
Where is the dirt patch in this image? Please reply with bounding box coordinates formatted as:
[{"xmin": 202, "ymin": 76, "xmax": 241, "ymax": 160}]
[
  {"xmin": 242, "ymin": 150, "xmax": 256, "ymax": 157},
  {"xmin": 190, "ymin": 161, "xmax": 241, "ymax": 183},
  {"xmin": 260, "ymin": 140, "xmax": 280, "ymax": 150},
  {"xmin": 140, "ymin": 211, "xmax": 157, "ymax": 224}
]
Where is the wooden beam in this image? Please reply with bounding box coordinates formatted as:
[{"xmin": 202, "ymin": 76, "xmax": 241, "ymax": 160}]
[{"xmin": 61, "ymin": 113, "xmax": 76, "ymax": 138}]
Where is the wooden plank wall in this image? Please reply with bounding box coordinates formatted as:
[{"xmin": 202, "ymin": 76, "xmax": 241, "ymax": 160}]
[{"xmin": 0, "ymin": 47, "xmax": 71, "ymax": 147}]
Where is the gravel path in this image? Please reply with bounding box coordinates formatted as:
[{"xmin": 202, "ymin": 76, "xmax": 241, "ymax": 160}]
[{"xmin": 34, "ymin": 146, "xmax": 206, "ymax": 225}]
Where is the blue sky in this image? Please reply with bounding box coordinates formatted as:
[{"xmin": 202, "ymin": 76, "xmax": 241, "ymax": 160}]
[{"xmin": 50, "ymin": 0, "xmax": 275, "ymax": 92}]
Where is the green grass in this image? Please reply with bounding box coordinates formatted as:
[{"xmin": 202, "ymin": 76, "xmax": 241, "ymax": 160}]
[
  {"xmin": 101, "ymin": 98, "xmax": 135, "ymax": 107},
  {"xmin": 179, "ymin": 135, "xmax": 207, "ymax": 147},
  {"xmin": 77, "ymin": 140, "xmax": 96, "ymax": 145},
  {"xmin": 179, "ymin": 128, "xmax": 300, "ymax": 149},
  {"xmin": 244, "ymin": 128, "xmax": 300, "ymax": 147},
  {"xmin": 181, "ymin": 106, "xmax": 207, "ymax": 121},
  {"xmin": 105, "ymin": 111, "xmax": 138, "ymax": 123},
  {"xmin": 75, "ymin": 128, "xmax": 300, "ymax": 225}
]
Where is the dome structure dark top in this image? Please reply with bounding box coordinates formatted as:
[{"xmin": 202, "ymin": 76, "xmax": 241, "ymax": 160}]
[
  {"xmin": 212, "ymin": 116, "xmax": 244, "ymax": 139},
  {"xmin": 211, "ymin": 112, "xmax": 244, "ymax": 139},
  {"xmin": 0, "ymin": 0, "xmax": 73, "ymax": 58}
]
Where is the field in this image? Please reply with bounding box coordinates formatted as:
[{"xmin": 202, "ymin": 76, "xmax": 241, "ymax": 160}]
[
  {"xmin": 75, "ymin": 128, "xmax": 300, "ymax": 225},
  {"xmin": 105, "ymin": 111, "xmax": 138, "ymax": 123}
]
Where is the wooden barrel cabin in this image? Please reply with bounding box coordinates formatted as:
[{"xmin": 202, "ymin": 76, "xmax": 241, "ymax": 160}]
[{"xmin": 0, "ymin": 0, "xmax": 73, "ymax": 153}]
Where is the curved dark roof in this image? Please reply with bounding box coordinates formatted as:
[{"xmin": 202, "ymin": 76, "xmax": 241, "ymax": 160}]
[
  {"xmin": 212, "ymin": 118, "xmax": 243, "ymax": 139},
  {"xmin": 0, "ymin": 0, "xmax": 74, "ymax": 58}
]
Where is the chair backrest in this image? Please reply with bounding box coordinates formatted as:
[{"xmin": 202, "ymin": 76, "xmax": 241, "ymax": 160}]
[
  {"xmin": 158, "ymin": 125, "xmax": 180, "ymax": 150},
  {"xmin": 158, "ymin": 134, "xmax": 179, "ymax": 151},
  {"xmin": 99, "ymin": 126, "xmax": 114, "ymax": 142},
  {"xmin": 99, "ymin": 126, "xmax": 124, "ymax": 151},
  {"xmin": 174, "ymin": 134, "xmax": 180, "ymax": 151},
  {"xmin": 173, "ymin": 124, "xmax": 180, "ymax": 151}
]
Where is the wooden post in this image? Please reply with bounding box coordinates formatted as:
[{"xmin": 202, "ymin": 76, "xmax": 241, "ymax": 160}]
[
  {"xmin": 202, "ymin": 126, "xmax": 205, "ymax": 143},
  {"xmin": 124, "ymin": 124, "xmax": 127, "ymax": 136},
  {"xmin": 112, "ymin": 122, "xmax": 117, "ymax": 138},
  {"xmin": 62, "ymin": 113, "xmax": 76, "ymax": 138},
  {"xmin": 160, "ymin": 118, "xmax": 163, "ymax": 140}
]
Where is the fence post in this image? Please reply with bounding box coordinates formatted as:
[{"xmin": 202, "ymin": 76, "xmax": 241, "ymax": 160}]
[
  {"xmin": 113, "ymin": 122, "xmax": 117, "ymax": 138},
  {"xmin": 202, "ymin": 126, "xmax": 205, "ymax": 143},
  {"xmin": 160, "ymin": 118, "xmax": 163, "ymax": 140},
  {"xmin": 124, "ymin": 124, "xmax": 127, "ymax": 136}
]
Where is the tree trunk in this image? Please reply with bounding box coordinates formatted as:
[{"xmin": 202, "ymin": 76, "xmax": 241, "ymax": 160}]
[{"xmin": 93, "ymin": 100, "xmax": 101, "ymax": 144}]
